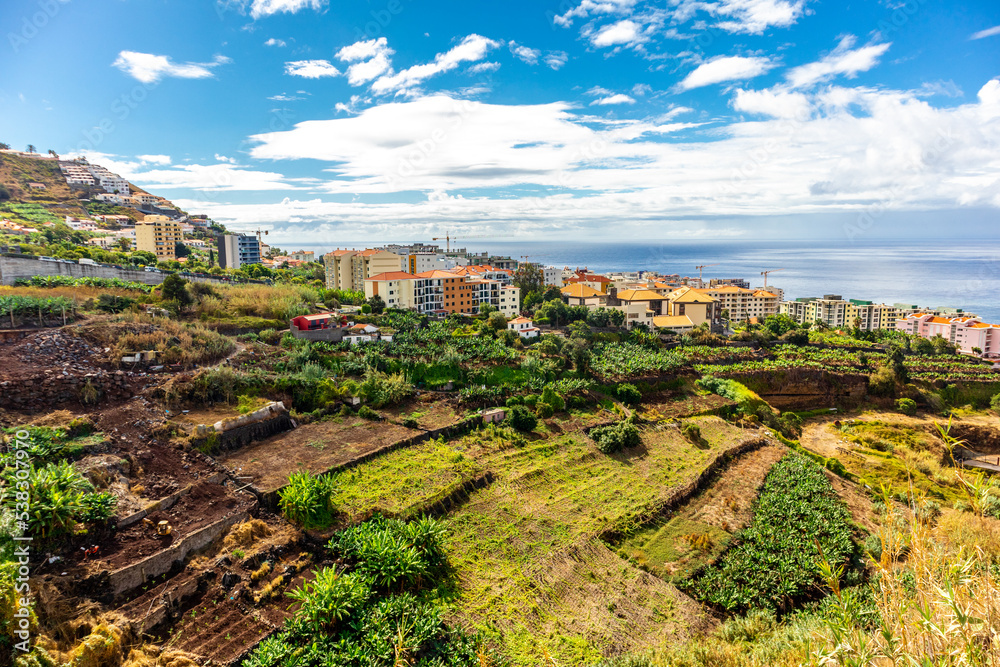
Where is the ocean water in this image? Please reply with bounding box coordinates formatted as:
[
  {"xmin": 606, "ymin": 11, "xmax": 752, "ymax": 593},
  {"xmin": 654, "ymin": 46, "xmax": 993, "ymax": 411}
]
[{"xmin": 298, "ymin": 238, "xmax": 1000, "ymax": 323}]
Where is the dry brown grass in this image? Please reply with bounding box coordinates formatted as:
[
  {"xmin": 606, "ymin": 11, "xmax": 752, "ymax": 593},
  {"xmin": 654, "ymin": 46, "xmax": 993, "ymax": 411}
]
[
  {"xmin": 222, "ymin": 518, "xmax": 271, "ymax": 550},
  {"xmin": 192, "ymin": 283, "xmax": 320, "ymax": 321},
  {"xmin": 0, "ymin": 285, "xmax": 140, "ymax": 302},
  {"xmin": 80, "ymin": 312, "xmax": 235, "ymax": 366}
]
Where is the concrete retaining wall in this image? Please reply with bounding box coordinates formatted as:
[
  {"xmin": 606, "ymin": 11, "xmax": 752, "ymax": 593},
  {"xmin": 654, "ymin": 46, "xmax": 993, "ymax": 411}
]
[
  {"xmin": 117, "ymin": 472, "xmax": 228, "ymax": 530},
  {"xmin": 100, "ymin": 499, "xmax": 258, "ymax": 598},
  {"xmin": 0, "ymin": 253, "xmax": 243, "ymax": 287}
]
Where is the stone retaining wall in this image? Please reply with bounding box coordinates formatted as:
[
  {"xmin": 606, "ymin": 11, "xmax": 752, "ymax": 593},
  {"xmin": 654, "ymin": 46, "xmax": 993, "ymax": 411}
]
[{"xmin": 0, "ymin": 369, "xmax": 132, "ymax": 410}]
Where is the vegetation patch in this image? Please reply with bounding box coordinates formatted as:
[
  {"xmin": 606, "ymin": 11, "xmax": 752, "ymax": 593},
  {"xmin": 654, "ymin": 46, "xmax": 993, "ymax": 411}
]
[{"xmin": 688, "ymin": 454, "xmax": 856, "ymax": 612}]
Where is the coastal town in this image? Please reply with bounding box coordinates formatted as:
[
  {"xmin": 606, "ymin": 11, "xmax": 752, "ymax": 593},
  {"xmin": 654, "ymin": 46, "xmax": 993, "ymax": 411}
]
[{"xmin": 2, "ymin": 122, "xmax": 1000, "ymax": 667}]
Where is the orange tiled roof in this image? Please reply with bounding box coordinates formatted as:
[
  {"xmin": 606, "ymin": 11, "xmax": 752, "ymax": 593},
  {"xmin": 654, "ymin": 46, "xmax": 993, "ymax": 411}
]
[
  {"xmin": 560, "ymin": 283, "xmax": 603, "ymax": 298},
  {"xmin": 366, "ymin": 271, "xmax": 418, "ymax": 281},
  {"xmin": 415, "ymin": 269, "xmax": 461, "ymax": 279},
  {"xmin": 508, "ymin": 316, "xmax": 533, "ymax": 324},
  {"xmin": 617, "ymin": 289, "xmax": 663, "ymax": 302}
]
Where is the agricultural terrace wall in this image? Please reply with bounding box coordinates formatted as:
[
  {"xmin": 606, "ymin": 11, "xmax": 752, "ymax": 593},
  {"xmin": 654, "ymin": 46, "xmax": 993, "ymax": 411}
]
[
  {"xmin": 257, "ymin": 413, "xmax": 493, "ymax": 509},
  {"xmin": 0, "ymin": 253, "xmax": 242, "ymax": 287},
  {"xmin": 727, "ymin": 369, "xmax": 869, "ymax": 410},
  {"xmin": 82, "ymin": 498, "xmax": 258, "ymax": 601},
  {"xmin": 0, "ymin": 369, "xmax": 132, "ymax": 410},
  {"xmin": 600, "ymin": 434, "xmax": 773, "ymax": 544}
]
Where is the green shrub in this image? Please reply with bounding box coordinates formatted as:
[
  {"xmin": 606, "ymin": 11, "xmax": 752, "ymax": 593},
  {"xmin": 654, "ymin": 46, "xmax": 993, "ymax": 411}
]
[
  {"xmin": 523, "ymin": 394, "xmax": 539, "ymax": 408},
  {"xmin": 896, "ymin": 398, "xmax": 917, "ymax": 416},
  {"xmin": 96, "ymin": 293, "xmax": 136, "ymax": 313},
  {"xmin": 357, "ymin": 405, "xmax": 379, "ymax": 420},
  {"xmin": 614, "ymin": 383, "xmax": 642, "ymax": 405},
  {"xmin": 66, "ymin": 417, "xmax": 95, "ymax": 439},
  {"xmin": 505, "ymin": 396, "xmax": 523, "ymax": 407},
  {"xmin": 505, "ymin": 405, "xmax": 538, "ymax": 432},
  {"xmin": 590, "ymin": 421, "xmax": 641, "ymax": 454},
  {"xmin": 536, "ymin": 402, "xmax": 554, "ymax": 419},
  {"xmin": 278, "ymin": 471, "xmax": 339, "ymax": 529},
  {"xmin": 991, "ymin": 393, "xmax": 1000, "ymax": 413},
  {"xmin": 402, "ymin": 417, "xmax": 419, "ymax": 429},
  {"xmin": 540, "ymin": 385, "xmax": 566, "ymax": 412}
]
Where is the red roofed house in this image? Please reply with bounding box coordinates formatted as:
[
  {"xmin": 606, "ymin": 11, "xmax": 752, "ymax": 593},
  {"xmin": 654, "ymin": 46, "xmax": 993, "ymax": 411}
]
[{"xmin": 508, "ymin": 316, "xmax": 540, "ymax": 339}]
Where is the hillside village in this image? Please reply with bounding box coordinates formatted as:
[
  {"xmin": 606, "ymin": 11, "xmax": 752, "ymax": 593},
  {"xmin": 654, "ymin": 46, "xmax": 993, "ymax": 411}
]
[{"xmin": 2, "ymin": 148, "xmax": 1000, "ymax": 667}]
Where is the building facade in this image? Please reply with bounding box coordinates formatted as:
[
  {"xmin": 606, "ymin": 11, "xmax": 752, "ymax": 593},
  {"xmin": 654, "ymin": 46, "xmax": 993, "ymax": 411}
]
[
  {"xmin": 218, "ymin": 234, "xmax": 261, "ymax": 270},
  {"xmin": 896, "ymin": 314, "xmax": 1000, "ymax": 356},
  {"xmin": 135, "ymin": 216, "xmax": 182, "ymax": 261}
]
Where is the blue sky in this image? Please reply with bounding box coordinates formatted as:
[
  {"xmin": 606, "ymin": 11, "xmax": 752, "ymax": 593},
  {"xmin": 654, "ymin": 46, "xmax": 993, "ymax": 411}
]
[{"xmin": 1, "ymin": 0, "xmax": 999, "ymax": 244}]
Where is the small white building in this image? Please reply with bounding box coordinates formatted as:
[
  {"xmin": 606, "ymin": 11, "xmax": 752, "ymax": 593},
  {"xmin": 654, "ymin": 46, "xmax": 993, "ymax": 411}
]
[
  {"xmin": 508, "ymin": 316, "xmax": 540, "ymax": 339},
  {"xmin": 543, "ymin": 266, "xmax": 562, "ymax": 287}
]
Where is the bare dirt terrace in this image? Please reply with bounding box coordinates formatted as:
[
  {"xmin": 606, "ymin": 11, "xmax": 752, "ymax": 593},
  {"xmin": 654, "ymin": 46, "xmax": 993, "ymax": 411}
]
[{"xmin": 219, "ymin": 417, "xmax": 423, "ymax": 494}]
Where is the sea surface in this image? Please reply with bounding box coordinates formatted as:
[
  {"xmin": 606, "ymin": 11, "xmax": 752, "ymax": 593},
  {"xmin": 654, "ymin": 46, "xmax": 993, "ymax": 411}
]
[{"xmin": 297, "ymin": 239, "xmax": 1000, "ymax": 323}]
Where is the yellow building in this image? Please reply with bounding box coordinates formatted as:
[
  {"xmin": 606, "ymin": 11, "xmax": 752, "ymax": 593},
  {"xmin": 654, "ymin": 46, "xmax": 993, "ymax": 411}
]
[
  {"xmin": 135, "ymin": 215, "xmax": 182, "ymax": 261},
  {"xmin": 660, "ymin": 286, "xmax": 719, "ymax": 328},
  {"xmin": 325, "ymin": 248, "xmax": 404, "ymax": 291}
]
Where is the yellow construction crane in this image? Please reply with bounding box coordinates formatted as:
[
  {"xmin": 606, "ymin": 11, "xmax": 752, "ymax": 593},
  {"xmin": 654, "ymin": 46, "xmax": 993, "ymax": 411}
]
[
  {"xmin": 760, "ymin": 268, "xmax": 785, "ymax": 288},
  {"xmin": 695, "ymin": 264, "xmax": 718, "ymax": 281},
  {"xmin": 432, "ymin": 233, "xmax": 499, "ymax": 253},
  {"xmin": 251, "ymin": 227, "xmax": 269, "ymax": 243}
]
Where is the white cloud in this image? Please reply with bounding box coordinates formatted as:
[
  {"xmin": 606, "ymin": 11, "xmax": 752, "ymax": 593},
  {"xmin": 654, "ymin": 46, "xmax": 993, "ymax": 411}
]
[
  {"xmin": 677, "ymin": 55, "xmax": 775, "ymax": 91},
  {"xmin": 786, "ymin": 36, "xmax": 890, "ymax": 88},
  {"xmin": 591, "ymin": 94, "xmax": 636, "ymax": 105},
  {"xmin": 248, "ymin": 0, "xmax": 325, "ymax": 19},
  {"xmin": 732, "ymin": 88, "xmax": 811, "ymax": 119},
  {"xmin": 268, "ymin": 93, "xmax": 303, "ymax": 101},
  {"xmin": 336, "ymin": 38, "xmax": 395, "ymax": 86},
  {"xmin": 554, "ymin": 0, "xmax": 637, "ymax": 26},
  {"xmin": 970, "ymin": 25, "xmax": 1000, "ymax": 40},
  {"xmin": 544, "ymin": 51, "xmax": 569, "ymax": 70},
  {"xmin": 589, "ymin": 19, "xmax": 646, "ymax": 47},
  {"xmin": 370, "ymin": 34, "xmax": 500, "ymax": 94},
  {"xmin": 468, "ymin": 61, "xmax": 501, "ymax": 73},
  {"xmin": 284, "ymin": 59, "xmax": 340, "ymax": 78},
  {"xmin": 137, "ymin": 154, "xmax": 171, "ymax": 165},
  {"xmin": 228, "ymin": 81, "xmax": 1000, "ymax": 235},
  {"xmin": 112, "ymin": 51, "xmax": 230, "ymax": 84},
  {"xmin": 215, "ymin": 154, "xmax": 237, "ymax": 163},
  {"xmin": 709, "ymin": 0, "xmax": 808, "ymax": 35},
  {"xmin": 336, "ymin": 37, "xmax": 391, "ymax": 62},
  {"xmin": 264, "ymin": 38, "xmax": 286, "ymax": 47},
  {"xmin": 510, "ymin": 42, "xmax": 541, "ymax": 65}
]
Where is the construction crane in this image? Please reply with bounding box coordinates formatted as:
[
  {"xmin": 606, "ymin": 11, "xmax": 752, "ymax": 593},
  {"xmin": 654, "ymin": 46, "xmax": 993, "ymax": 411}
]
[
  {"xmin": 695, "ymin": 264, "xmax": 718, "ymax": 281},
  {"xmin": 432, "ymin": 233, "xmax": 498, "ymax": 253},
  {"xmin": 760, "ymin": 268, "xmax": 785, "ymax": 288},
  {"xmin": 251, "ymin": 227, "xmax": 269, "ymax": 243}
]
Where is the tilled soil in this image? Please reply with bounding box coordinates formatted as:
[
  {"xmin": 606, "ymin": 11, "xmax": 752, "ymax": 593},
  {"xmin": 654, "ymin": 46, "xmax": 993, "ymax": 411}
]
[
  {"xmin": 221, "ymin": 418, "xmax": 423, "ymax": 494},
  {"xmin": 89, "ymin": 482, "xmax": 254, "ymax": 569}
]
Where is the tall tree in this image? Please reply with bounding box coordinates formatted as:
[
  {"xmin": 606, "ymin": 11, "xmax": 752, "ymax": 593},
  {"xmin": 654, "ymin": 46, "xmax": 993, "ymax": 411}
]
[
  {"xmin": 0, "ymin": 142, "xmax": 10, "ymax": 150},
  {"xmin": 513, "ymin": 263, "xmax": 544, "ymax": 295},
  {"xmin": 26, "ymin": 144, "xmax": 36, "ymax": 153},
  {"xmin": 47, "ymin": 149, "xmax": 59, "ymax": 159}
]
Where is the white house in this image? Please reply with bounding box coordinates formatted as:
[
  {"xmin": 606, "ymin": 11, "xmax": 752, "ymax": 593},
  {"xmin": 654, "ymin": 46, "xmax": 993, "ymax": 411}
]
[{"xmin": 508, "ymin": 316, "xmax": 540, "ymax": 339}]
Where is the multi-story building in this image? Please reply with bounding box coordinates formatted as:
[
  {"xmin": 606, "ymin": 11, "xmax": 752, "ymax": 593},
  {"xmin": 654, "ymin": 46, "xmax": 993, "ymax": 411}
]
[
  {"xmin": 289, "ymin": 250, "xmax": 316, "ymax": 262},
  {"xmin": 896, "ymin": 314, "xmax": 1000, "ymax": 356},
  {"xmin": 782, "ymin": 295, "xmax": 898, "ymax": 331},
  {"xmin": 667, "ymin": 286, "xmax": 720, "ymax": 324},
  {"xmin": 324, "ymin": 248, "xmax": 403, "ymax": 291},
  {"xmin": 694, "ymin": 285, "xmax": 779, "ymax": 321},
  {"xmin": 543, "ymin": 266, "xmax": 562, "ymax": 287},
  {"xmin": 845, "ymin": 300, "xmax": 898, "ymax": 331},
  {"xmin": 218, "ymin": 234, "xmax": 261, "ymax": 270},
  {"xmin": 566, "ymin": 270, "xmax": 612, "ymax": 293},
  {"xmin": 365, "ymin": 271, "xmax": 420, "ymax": 309},
  {"xmin": 709, "ymin": 278, "xmax": 750, "ymax": 289},
  {"xmin": 780, "ymin": 295, "xmax": 850, "ymax": 329},
  {"xmin": 561, "ymin": 283, "xmax": 608, "ymax": 308},
  {"xmin": 135, "ymin": 215, "xmax": 182, "ymax": 261}
]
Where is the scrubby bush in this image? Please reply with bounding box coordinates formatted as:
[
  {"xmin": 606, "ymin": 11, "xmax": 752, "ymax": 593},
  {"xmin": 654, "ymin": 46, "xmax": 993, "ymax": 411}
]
[
  {"xmin": 505, "ymin": 405, "xmax": 538, "ymax": 432},
  {"xmin": 536, "ymin": 402, "xmax": 554, "ymax": 419},
  {"xmin": 991, "ymin": 393, "xmax": 1000, "ymax": 413},
  {"xmin": 896, "ymin": 397, "xmax": 918, "ymax": 416},
  {"xmin": 540, "ymin": 385, "xmax": 566, "ymax": 412},
  {"xmin": 590, "ymin": 420, "xmax": 641, "ymax": 454},
  {"xmin": 681, "ymin": 422, "xmax": 703, "ymax": 446},
  {"xmin": 357, "ymin": 405, "xmax": 379, "ymax": 420}
]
